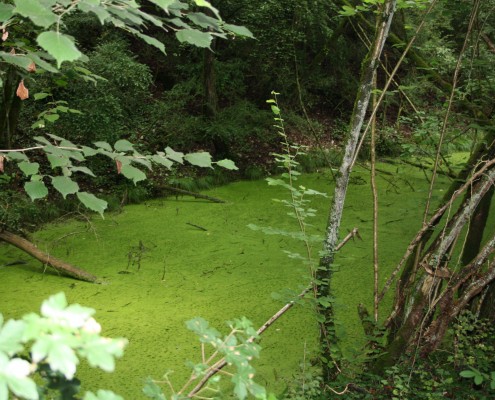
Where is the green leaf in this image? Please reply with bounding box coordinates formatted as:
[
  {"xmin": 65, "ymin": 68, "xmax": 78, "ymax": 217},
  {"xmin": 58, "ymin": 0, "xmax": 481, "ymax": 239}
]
[
  {"xmin": 37, "ymin": 31, "xmax": 82, "ymax": 68},
  {"xmin": 85, "ymin": 342, "xmax": 116, "ymax": 372},
  {"xmin": 94, "ymin": 141, "xmax": 113, "ymax": 152},
  {"xmin": 133, "ymin": 32, "xmax": 166, "ymax": 54},
  {"xmin": 143, "ymin": 377, "xmax": 167, "ymax": 400},
  {"xmin": 165, "ymin": 147, "xmax": 184, "ymax": 163},
  {"xmin": 77, "ymin": 2, "xmax": 110, "ymax": 24},
  {"xmin": 34, "ymin": 92, "xmax": 51, "ymax": 100},
  {"xmin": 194, "ymin": 0, "xmax": 220, "ymax": 19},
  {"xmin": 148, "ymin": 0, "xmax": 176, "ymax": 10},
  {"xmin": 223, "ymin": 24, "xmax": 254, "ymax": 38},
  {"xmin": 81, "ymin": 146, "xmax": 98, "ymax": 157},
  {"xmin": 14, "ymin": 0, "xmax": 57, "ymax": 27},
  {"xmin": 215, "ymin": 159, "xmax": 238, "ymax": 170},
  {"xmin": 47, "ymin": 154, "xmax": 71, "ymax": 169},
  {"xmin": 0, "ymin": 319, "xmax": 25, "ymax": 356},
  {"xmin": 120, "ymin": 164, "xmax": 146, "ymax": 184},
  {"xmin": 70, "ymin": 166, "xmax": 96, "ymax": 177},
  {"xmin": 152, "ymin": 155, "xmax": 173, "ymax": 169},
  {"xmin": 18, "ymin": 161, "xmax": 39, "ymax": 176},
  {"xmin": 44, "ymin": 113, "xmax": 60, "ymax": 123},
  {"xmin": 0, "ymin": 3, "xmax": 14, "ymax": 21},
  {"xmin": 0, "ymin": 355, "xmax": 37, "ymax": 400},
  {"xmin": 0, "ymin": 379, "xmax": 6, "ymax": 400},
  {"xmin": 27, "ymin": 53, "xmax": 59, "ymax": 73},
  {"xmin": 184, "ymin": 152, "xmax": 212, "ymax": 168},
  {"xmin": 46, "ymin": 341, "xmax": 78, "ymax": 379},
  {"xmin": 113, "ymin": 140, "xmax": 134, "ymax": 152},
  {"xmin": 41, "ymin": 292, "xmax": 67, "ymax": 315},
  {"xmin": 176, "ymin": 29, "xmax": 212, "ymax": 48},
  {"xmin": 460, "ymin": 370, "xmax": 476, "ymax": 378},
  {"xmin": 339, "ymin": 5, "xmax": 357, "ymax": 16},
  {"xmin": 5, "ymin": 372, "xmax": 38, "ymax": 400},
  {"xmin": 51, "ymin": 176, "xmax": 79, "ymax": 199},
  {"xmin": 5, "ymin": 152, "xmax": 28, "ymax": 162},
  {"xmin": 0, "ymin": 53, "xmax": 32, "ymax": 70},
  {"xmin": 25, "ymin": 180, "xmax": 48, "ymax": 201},
  {"xmin": 187, "ymin": 12, "xmax": 219, "ymax": 29},
  {"xmin": 83, "ymin": 390, "xmax": 124, "ymax": 400},
  {"xmin": 77, "ymin": 192, "xmax": 108, "ymax": 216}
]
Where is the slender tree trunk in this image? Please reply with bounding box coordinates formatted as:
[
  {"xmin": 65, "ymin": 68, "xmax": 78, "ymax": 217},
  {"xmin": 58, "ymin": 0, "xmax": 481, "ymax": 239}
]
[
  {"xmin": 0, "ymin": 67, "xmax": 22, "ymax": 149},
  {"xmin": 203, "ymin": 39, "xmax": 218, "ymax": 118},
  {"xmin": 461, "ymin": 188, "xmax": 494, "ymax": 266},
  {"xmin": 317, "ymin": 0, "xmax": 397, "ymax": 380},
  {"xmin": 376, "ymin": 161, "xmax": 495, "ymax": 369},
  {"xmin": 0, "ymin": 230, "xmax": 99, "ymax": 283}
]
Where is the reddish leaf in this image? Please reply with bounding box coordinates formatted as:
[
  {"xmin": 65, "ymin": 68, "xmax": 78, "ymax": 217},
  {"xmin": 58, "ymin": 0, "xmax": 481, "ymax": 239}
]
[
  {"xmin": 116, "ymin": 159, "xmax": 122, "ymax": 174},
  {"xmin": 27, "ymin": 62, "xmax": 36, "ymax": 73},
  {"xmin": 16, "ymin": 80, "xmax": 29, "ymax": 100},
  {"xmin": 0, "ymin": 156, "xmax": 4, "ymax": 173},
  {"xmin": 1, "ymin": 30, "xmax": 8, "ymax": 42}
]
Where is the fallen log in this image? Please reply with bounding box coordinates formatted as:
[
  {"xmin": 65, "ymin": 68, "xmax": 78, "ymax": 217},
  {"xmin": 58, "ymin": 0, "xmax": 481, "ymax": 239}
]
[
  {"xmin": 0, "ymin": 230, "xmax": 99, "ymax": 283},
  {"xmin": 155, "ymin": 184, "xmax": 225, "ymax": 203}
]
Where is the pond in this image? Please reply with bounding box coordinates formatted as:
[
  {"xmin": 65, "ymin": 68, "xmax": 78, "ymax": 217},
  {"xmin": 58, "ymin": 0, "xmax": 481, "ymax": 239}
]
[{"xmin": 0, "ymin": 163, "xmax": 451, "ymax": 398}]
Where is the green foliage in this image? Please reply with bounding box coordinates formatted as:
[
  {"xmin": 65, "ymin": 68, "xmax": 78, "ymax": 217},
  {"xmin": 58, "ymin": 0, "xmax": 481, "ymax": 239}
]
[
  {"xmin": 144, "ymin": 316, "xmax": 268, "ymax": 399},
  {"xmin": 0, "ymin": 292, "xmax": 126, "ymax": 400},
  {"xmin": 281, "ymin": 362, "xmax": 323, "ymax": 400},
  {"xmin": 1, "ymin": 0, "xmax": 246, "ymax": 218},
  {"xmin": 259, "ymin": 93, "xmax": 328, "ymax": 274},
  {"xmin": 334, "ymin": 311, "xmax": 495, "ymax": 399},
  {"xmin": 0, "ymin": 188, "xmax": 62, "ymax": 234},
  {"xmin": 400, "ymin": 114, "xmax": 474, "ymax": 160},
  {"xmin": 0, "ymin": 293, "xmax": 272, "ymax": 400},
  {"xmin": 1, "ymin": 0, "xmax": 250, "ymax": 75},
  {"xmin": 204, "ymin": 100, "xmax": 276, "ymax": 169},
  {"xmin": 21, "ymin": 40, "xmax": 154, "ymax": 145},
  {"xmin": 339, "ymin": 0, "xmax": 430, "ymax": 17}
]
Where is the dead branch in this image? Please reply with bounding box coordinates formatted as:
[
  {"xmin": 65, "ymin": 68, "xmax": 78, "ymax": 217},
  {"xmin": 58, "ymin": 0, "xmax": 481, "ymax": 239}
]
[
  {"xmin": 378, "ymin": 158, "xmax": 495, "ymax": 304},
  {"xmin": 0, "ymin": 229, "xmax": 99, "ymax": 283}
]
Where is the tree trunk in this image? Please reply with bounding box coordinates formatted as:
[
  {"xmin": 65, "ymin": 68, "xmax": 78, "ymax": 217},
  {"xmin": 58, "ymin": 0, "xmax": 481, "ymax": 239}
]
[
  {"xmin": 386, "ymin": 141, "xmax": 495, "ymax": 342},
  {"xmin": 0, "ymin": 67, "xmax": 22, "ymax": 149},
  {"xmin": 377, "ymin": 162, "xmax": 495, "ymax": 369},
  {"xmin": 0, "ymin": 230, "xmax": 99, "ymax": 283},
  {"xmin": 317, "ymin": 0, "xmax": 397, "ymax": 380},
  {"xmin": 203, "ymin": 39, "xmax": 218, "ymax": 118}
]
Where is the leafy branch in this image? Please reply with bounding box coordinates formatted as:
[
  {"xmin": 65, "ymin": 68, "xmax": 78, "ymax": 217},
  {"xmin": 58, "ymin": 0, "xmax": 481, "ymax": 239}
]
[{"xmin": 0, "ymin": 134, "xmax": 237, "ymax": 216}]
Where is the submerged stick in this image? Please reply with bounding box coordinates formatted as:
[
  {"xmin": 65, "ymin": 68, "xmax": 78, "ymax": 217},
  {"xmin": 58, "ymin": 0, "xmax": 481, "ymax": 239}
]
[
  {"xmin": 186, "ymin": 222, "xmax": 208, "ymax": 231},
  {"xmin": 157, "ymin": 184, "xmax": 225, "ymax": 203}
]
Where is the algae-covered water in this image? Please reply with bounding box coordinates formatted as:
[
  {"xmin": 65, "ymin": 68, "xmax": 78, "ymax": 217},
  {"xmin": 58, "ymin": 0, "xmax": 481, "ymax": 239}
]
[{"xmin": 0, "ymin": 163, "xmax": 452, "ymax": 398}]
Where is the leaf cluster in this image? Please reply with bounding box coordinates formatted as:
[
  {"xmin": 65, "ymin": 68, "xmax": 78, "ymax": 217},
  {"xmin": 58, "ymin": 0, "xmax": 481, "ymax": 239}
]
[{"xmin": 0, "ymin": 292, "xmax": 126, "ymax": 400}]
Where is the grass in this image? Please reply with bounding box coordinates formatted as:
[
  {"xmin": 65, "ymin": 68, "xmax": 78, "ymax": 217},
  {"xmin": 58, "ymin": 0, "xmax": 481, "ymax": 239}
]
[{"xmin": 0, "ymin": 160, "xmax": 455, "ymax": 398}]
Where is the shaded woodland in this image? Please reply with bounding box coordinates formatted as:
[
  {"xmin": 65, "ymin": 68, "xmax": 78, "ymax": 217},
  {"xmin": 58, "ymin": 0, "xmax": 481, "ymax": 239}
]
[{"xmin": 1, "ymin": 0, "xmax": 495, "ymax": 399}]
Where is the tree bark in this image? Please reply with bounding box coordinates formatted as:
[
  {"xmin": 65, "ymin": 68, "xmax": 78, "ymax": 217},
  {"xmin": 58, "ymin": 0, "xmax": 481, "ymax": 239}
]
[
  {"xmin": 317, "ymin": 0, "xmax": 397, "ymax": 380},
  {"xmin": 377, "ymin": 162, "xmax": 495, "ymax": 368},
  {"xmin": 0, "ymin": 230, "xmax": 99, "ymax": 283},
  {"xmin": 203, "ymin": 40, "xmax": 218, "ymax": 118},
  {"xmin": 0, "ymin": 67, "xmax": 22, "ymax": 149}
]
